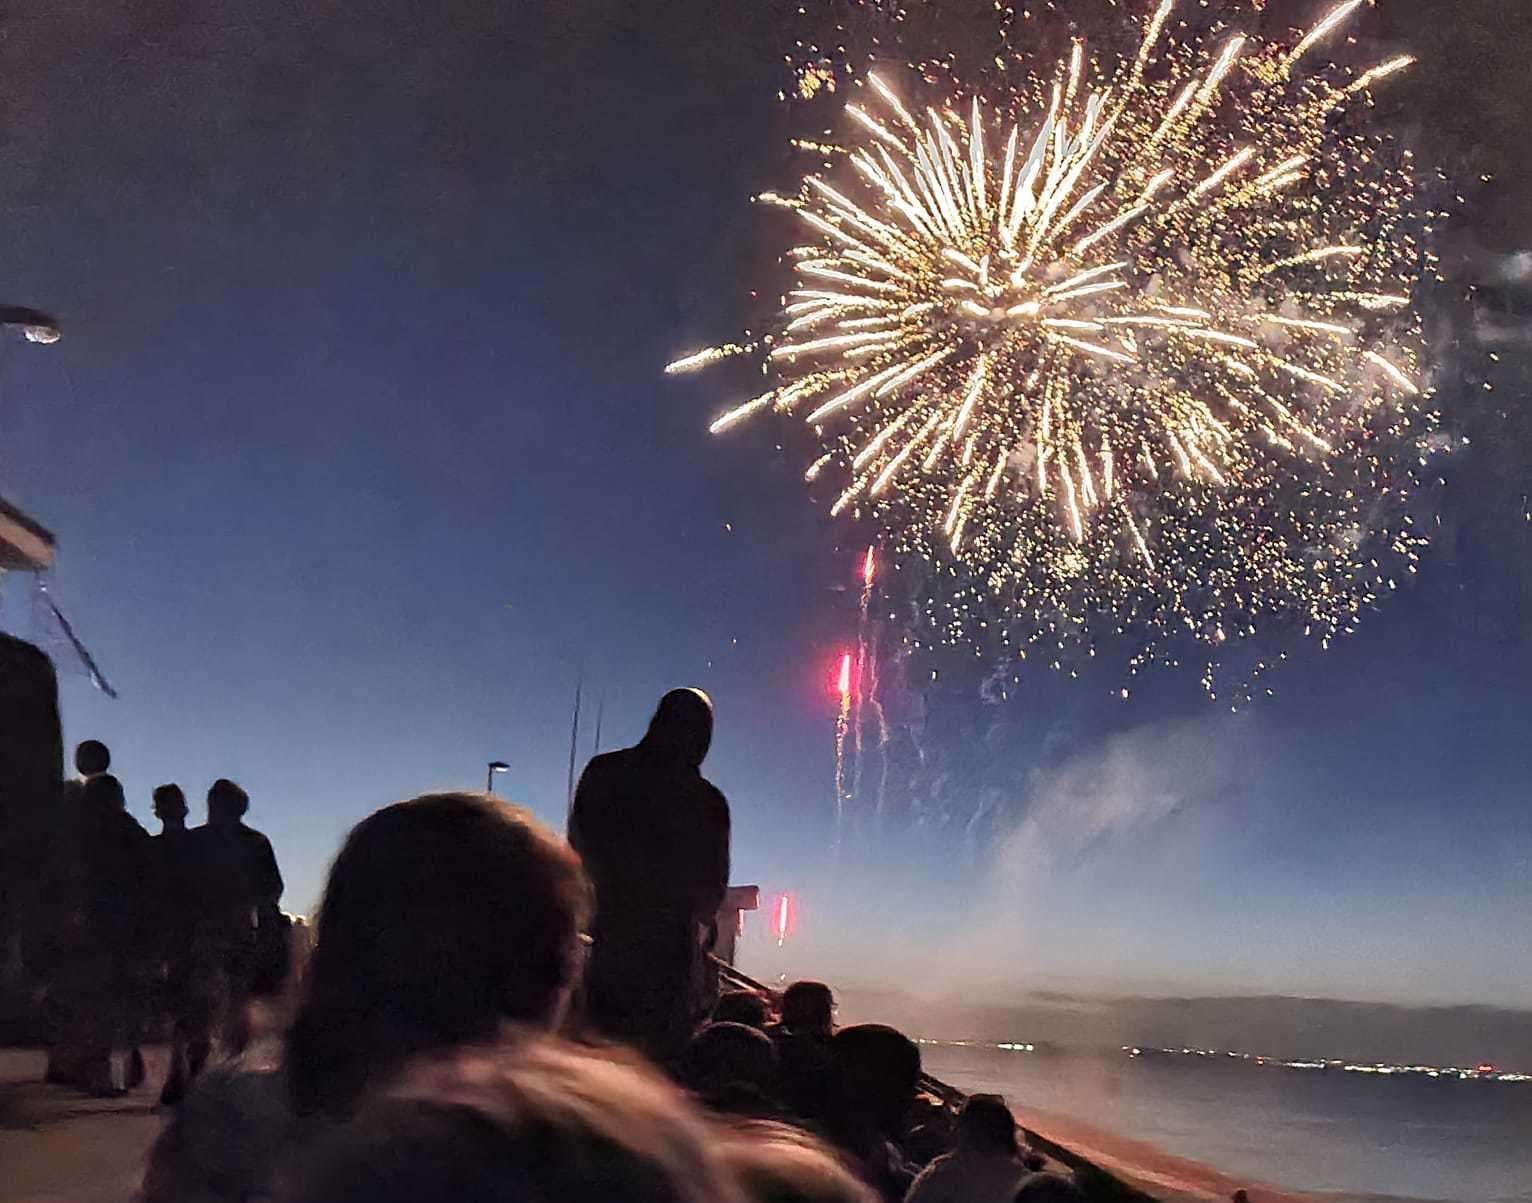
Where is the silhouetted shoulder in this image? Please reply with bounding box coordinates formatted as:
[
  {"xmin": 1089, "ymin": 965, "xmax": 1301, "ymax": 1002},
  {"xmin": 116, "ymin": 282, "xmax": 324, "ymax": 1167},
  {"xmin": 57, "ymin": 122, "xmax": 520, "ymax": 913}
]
[
  {"xmin": 0, "ymin": 632, "xmax": 62, "ymax": 800},
  {"xmin": 0, "ymin": 630, "xmax": 55, "ymax": 676},
  {"xmin": 569, "ymin": 749, "xmax": 643, "ymax": 834},
  {"xmin": 579, "ymin": 748, "xmax": 633, "ymax": 783}
]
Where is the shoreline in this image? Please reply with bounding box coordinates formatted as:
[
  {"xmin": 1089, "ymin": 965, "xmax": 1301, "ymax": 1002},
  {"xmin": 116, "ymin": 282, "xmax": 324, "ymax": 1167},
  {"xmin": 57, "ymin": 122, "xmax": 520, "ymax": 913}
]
[
  {"xmin": 1004, "ymin": 1101, "xmax": 1447, "ymax": 1203},
  {"xmin": 907, "ymin": 1040, "xmax": 1497, "ymax": 1203},
  {"xmin": 1007, "ymin": 1100, "xmax": 1321, "ymax": 1203}
]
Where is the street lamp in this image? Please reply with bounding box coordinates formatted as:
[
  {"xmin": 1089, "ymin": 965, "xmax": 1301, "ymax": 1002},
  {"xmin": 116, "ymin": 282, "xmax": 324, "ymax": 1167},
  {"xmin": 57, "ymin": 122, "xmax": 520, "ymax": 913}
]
[
  {"xmin": 486, "ymin": 761, "xmax": 510, "ymax": 795},
  {"xmin": 0, "ymin": 305, "xmax": 61, "ymax": 345}
]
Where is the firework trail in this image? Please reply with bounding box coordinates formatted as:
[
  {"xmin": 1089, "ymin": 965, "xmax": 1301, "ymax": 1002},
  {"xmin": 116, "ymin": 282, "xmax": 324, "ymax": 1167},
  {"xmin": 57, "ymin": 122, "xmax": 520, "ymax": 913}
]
[
  {"xmin": 853, "ymin": 546, "xmax": 894, "ymax": 824},
  {"xmin": 771, "ymin": 892, "xmax": 795, "ymax": 948},
  {"xmin": 833, "ymin": 650, "xmax": 854, "ymax": 851},
  {"xmin": 850, "ymin": 561, "xmax": 869, "ymax": 811},
  {"xmin": 671, "ymin": 1, "xmax": 1438, "ymax": 696},
  {"xmin": 850, "ymin": 548, "xmax": 872, "ymax": 818}
]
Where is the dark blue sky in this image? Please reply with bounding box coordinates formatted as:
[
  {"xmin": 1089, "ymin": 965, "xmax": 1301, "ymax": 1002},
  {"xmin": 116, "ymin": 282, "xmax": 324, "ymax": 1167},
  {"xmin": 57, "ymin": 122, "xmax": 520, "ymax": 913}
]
[{"xmin": 0, "ymin": 0, "xmax": 1527, "ymax": 1008}]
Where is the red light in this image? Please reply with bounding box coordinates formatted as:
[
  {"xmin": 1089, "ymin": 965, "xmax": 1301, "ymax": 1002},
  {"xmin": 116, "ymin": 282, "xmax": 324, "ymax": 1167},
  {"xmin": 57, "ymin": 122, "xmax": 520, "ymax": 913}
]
[
  {"xmin": 770, "ymin": 892, "xmax": 795, "ymax": 945},
  {"xmin": 837, "ymin": 653, "xmax": 852, "ymax": 699}
]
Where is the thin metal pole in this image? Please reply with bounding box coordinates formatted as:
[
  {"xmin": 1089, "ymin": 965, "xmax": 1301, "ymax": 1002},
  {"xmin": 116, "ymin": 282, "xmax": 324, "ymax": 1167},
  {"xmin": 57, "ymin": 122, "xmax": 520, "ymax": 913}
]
[{"xmin": 565, "ymin": 671, "xmax": 583, "ymax": 818}]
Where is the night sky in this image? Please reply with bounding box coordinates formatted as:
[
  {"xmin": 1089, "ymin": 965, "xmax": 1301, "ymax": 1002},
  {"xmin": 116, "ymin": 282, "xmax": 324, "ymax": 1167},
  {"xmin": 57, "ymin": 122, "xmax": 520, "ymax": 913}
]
[{"xmin": 0, "ymin": 0, "xmax": 1527, "ymax": 1010}]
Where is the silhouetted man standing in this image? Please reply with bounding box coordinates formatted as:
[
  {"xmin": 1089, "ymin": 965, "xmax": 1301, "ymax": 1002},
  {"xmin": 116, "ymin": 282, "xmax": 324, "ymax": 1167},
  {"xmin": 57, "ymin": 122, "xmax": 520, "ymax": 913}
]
[
  {"xmin": 74, "ymin": 773, "xmax": 151, "ymax": 1093},
  {"xmin": 152, "ymin": 784, "xmax": 205, "ymax": 1104},
  {"xmin": 569, "ymin": 687, "xmax": 731, "ymax": 1064},
  {"xmin": 192, "ymin": 779, "xmax": 283, "ymax": 1056}
]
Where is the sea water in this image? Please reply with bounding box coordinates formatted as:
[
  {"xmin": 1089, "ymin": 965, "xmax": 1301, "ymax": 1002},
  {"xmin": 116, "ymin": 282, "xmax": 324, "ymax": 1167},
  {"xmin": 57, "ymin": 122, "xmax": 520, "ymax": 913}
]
[{"xmin": 920, "ymin": 1042, "xmax": 1532, "ymax": 1203}]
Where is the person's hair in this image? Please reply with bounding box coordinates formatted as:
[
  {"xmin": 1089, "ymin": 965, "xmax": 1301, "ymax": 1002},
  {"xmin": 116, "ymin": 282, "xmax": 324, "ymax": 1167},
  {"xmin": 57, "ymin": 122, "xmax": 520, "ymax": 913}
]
[
  {"xmin": 718, "ymin": 1120, "xmax": 878, "ymax": 1203},
  {"xmin": 680, "ymin": 1022, "xmax": 778, "ymax": 1101},
  {"xmin": 1014, "ymin": 1173, "xmax": 1086, "ymax": 1202},
  {"xmin": 781, "ymin": 981, "xmax": 834, "ymax": 1035},
  {"xmin": 957, "ymin": 1094, "xmax": 1018, "ymax": 1156},
  {"xmin": 713, "ymin": 990, "xmax": 771, "ymax": 1030},
  {"xmin": 208, "ymin": 777, "xmax": 250, "ymax": 820},
  {"xmin": 83, "ymin": 772, "xmax": 126, "ymax": 809},
  {"xmin": 284, "ymin": 1037, "xmax": 746, "ymax": 1203},
  {"xmin": 74, "ymin": 739, "xmax": 110, "ymax": 776},
  {"xmin": 831, "ymin": 1024, "xmax": 921, "ymax": 1137},
  {"xmin": 153, "ymin": 783, "xmax": 188, "ymax": 814},
  {"xmin": 287, "ymin": 793, "xmax": 592, "ymax": 1118}
]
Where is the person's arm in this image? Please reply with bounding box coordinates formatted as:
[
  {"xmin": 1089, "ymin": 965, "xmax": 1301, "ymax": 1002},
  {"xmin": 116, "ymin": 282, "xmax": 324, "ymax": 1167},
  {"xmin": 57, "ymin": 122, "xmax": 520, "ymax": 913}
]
[
  {"xmin": 256, "ymin": 833, "xmax": 283, "ymax": 908},
  {"xmin": 702, "ymin": 788, "xmax": 731, "ymax": 918},
  {"xmin": 902, "ymin": 1158, "xmax": 946, "ymax": 1203}
]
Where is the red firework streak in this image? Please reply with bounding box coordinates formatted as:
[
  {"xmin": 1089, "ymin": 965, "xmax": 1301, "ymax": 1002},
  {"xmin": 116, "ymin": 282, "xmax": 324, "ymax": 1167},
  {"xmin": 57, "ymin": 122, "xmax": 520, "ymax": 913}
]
[
  {"xmin": 770, "ymin": 891, "xmax": 795, "ymax": 947},
  {"xmin": 832, "ymin": 650, "xmax": 853, "ymax": 852}
]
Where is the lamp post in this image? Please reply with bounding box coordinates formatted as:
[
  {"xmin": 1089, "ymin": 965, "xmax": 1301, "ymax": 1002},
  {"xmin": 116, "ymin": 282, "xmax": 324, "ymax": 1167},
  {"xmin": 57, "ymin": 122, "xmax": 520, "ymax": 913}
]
[
  {"xmin": 485, "ymin": 760, "xmax": 509, "ymax": 795},
  {"xmin": 0, "ymin": 305, "xmax": 60, "ymax": 345}
]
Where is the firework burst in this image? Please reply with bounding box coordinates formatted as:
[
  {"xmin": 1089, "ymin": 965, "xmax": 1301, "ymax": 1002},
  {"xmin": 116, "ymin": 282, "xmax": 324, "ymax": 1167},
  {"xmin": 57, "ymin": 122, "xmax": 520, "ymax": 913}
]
[{"xmin": 671, "ymin": 1, "xmax": 1437, "ymax": 694}]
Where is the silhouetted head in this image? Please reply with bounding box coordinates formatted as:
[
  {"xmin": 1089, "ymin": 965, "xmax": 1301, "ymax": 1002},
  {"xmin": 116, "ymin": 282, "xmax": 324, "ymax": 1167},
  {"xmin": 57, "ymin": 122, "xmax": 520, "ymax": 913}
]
[
  {"xmin": 680, "ymin": 1022, "xmax": 778, "ymax": 1101},
  {"xmin": 286, "ymin": 1038, "xmax": 744, "ymax": 1203},
  {"xmin": 957, "ymin": 1094, "xmax": 1018, "ymax": 1156},
  {"xmin": 207, "ymin": 778, "xmax": 250, "ymax": 825},
  {"xmin": 288, "ymin": 793, "xmax": 592, "ymax": 1118},
  {"xmin": 82, "ymin": 772, "xmax": 125, "ymax": 811},
  {"xmin": 1014, "ymin": 1174, "xmax": 1085, "ymax": 1203},
  {"xmin": 781, "ymin": 981, "xmax": 835, "ymax": 1038},
  {"xmin": 831, "ymin": 1024, "xmax": 921, "ymax": 1138},
  {"xmin": 718, "ymin": 1120, "xmax": 877, "ymax": 1203},
  {"xmin": 153, "ymin": 784, "xmax": 188, "ymax": 829},
  {"xmin": 642, "ymin": 688, "xmax": 714, "ymax": 768},
  {"xmin": 74, "ymin": 739, "xmax": 110, "ymax": 777},
  {"xmin": 713, "ymin": 990, "xmax": 771, "ymax": 1030}
]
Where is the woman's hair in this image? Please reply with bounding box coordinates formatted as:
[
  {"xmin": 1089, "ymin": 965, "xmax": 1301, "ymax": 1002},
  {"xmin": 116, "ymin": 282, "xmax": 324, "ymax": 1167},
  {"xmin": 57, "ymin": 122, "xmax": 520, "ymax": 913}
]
[
  {"xmin": 956, "ymin": 1094, "xmax": 1019, "ymax": 1156},
  {"xmin": 831, "ymin": 1024, "xmax": 921, "ymax": 1136},
  {"xmin": 780, "ymin": 981, "xmax": 834, "ymax": 1034},
  {"xmin": 680, "ymin": 1022, "xmax": 778, "ymax": 1100},
  {"xmin": 284, "ymin": 1037, "xmax": 746, "ymax": 1203},
  {"xmin": 287, "ymin": 793, "xmax": 591, "ymax": 1117},
  {"xmin": 713, "ymin": 990, "xmax": 771, "ymax": 1030},
  {"xmin": 717, "ymin": 1121, "xmax": 878, "ymax": 1203}
]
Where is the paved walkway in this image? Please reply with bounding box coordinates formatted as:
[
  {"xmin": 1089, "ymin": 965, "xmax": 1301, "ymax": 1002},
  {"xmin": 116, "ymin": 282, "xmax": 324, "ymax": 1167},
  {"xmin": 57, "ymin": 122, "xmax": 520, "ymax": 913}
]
[{"xmin": 0, "ymin": 1048, "xmax": 168, "ymax": 1203}]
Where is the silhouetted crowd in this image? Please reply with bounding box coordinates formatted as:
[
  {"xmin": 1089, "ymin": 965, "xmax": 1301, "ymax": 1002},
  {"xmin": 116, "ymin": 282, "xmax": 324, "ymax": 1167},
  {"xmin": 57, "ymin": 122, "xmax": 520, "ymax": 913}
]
[
  {"xmin": 2, "ymin": 666, "xmax": 1095, "ymax": 1202},
  {"xmin": 13, "ymin": 737, "xmax": 288, "ymax": 1102}
]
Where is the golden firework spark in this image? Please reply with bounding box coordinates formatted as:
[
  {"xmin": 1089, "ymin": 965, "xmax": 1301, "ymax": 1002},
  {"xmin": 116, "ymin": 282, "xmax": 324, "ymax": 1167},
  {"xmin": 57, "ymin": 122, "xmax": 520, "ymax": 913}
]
[{"xmin": 671, "ymin": 1, "xmax": 1436, "ymax": 692}]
